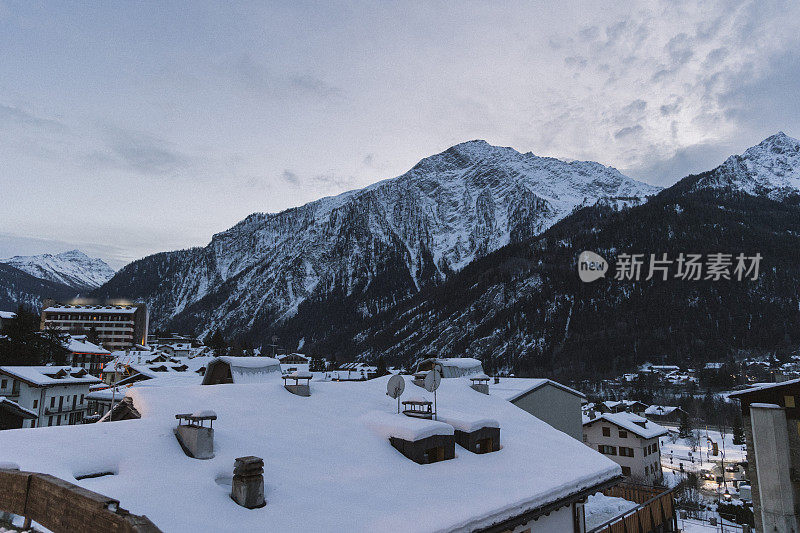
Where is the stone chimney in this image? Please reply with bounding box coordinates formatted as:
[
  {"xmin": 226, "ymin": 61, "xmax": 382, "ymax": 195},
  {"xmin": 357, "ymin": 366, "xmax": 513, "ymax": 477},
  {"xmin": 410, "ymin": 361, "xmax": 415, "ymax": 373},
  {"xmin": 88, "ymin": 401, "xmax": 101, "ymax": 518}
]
[{"xmin": 231, "ymin": 456, "xmax": 266, "ymax": 509}]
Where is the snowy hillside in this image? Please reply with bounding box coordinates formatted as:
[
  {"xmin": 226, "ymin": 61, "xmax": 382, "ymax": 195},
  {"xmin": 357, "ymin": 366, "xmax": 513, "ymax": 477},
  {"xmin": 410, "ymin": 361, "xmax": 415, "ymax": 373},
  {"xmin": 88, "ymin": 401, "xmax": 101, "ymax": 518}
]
[
  {"xmin": 97, "ymin": 140, "xmax": 659, "ymax": 336},
  {"xmin": 2, "ymin": 250, "xmax": 115, "ymax": 290},
  {"xmin": 692, "ymin": 132, "xmax": 800, "ymax": 200}
]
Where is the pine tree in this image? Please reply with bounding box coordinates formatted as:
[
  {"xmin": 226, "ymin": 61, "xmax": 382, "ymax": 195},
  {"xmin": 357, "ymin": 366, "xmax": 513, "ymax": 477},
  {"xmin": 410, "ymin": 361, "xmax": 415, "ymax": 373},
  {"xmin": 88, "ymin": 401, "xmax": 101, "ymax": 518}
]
[
  {"xmin": 679, "ymin": 412, "xmax": 694, "ymax": 438},
  {"xmin": 732, "ymin": 415, "xmax": 745, "ymax": 445}
]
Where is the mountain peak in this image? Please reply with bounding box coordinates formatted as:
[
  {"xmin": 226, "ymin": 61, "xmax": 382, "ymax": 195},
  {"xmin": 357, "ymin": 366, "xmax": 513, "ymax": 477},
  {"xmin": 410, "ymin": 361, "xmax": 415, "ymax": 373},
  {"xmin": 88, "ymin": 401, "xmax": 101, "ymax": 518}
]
[{"xmin": 1, "ymin": 250, "xmax": 115, "ymax": 290}]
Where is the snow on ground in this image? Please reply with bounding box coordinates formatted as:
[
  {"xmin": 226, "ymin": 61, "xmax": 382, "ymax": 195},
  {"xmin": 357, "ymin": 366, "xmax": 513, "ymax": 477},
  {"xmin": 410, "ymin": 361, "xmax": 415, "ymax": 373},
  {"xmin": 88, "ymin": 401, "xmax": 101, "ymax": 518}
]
[
  {"xmin": 660, "ymin": 429, "xmax": 747, "ymax": 469},
  {"xmin": 584, "ymin": 493, "xmax": 638, "ymax": 530},
  {"xmin": 0, "ymin": 376, "xmax": 620, "ymax": 533}
]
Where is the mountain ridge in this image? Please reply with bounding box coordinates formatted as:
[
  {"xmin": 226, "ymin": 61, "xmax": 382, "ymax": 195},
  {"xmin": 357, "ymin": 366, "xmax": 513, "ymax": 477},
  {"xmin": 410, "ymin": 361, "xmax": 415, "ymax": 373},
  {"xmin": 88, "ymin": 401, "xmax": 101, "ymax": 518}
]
[{"xmin": 2, "ymin": 250, "xmax": 115, "ymax": 291}]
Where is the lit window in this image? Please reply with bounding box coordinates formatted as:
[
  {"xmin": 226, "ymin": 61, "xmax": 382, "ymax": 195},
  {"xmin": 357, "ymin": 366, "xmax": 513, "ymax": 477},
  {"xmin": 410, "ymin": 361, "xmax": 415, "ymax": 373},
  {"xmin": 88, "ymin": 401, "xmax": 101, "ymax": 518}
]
[{"xmin": 785, "ymin": 396, "xmax": 796, "ymax": 408}]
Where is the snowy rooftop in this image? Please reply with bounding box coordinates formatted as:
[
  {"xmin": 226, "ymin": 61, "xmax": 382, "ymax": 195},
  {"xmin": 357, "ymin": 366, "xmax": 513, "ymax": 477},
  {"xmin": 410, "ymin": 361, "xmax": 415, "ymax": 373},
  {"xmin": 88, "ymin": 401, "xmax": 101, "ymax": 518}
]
[
  {"xmin": 584, "ymin": 412, "xmax": 668, "ymax": 440},
  {"xmin": 0, "ymin": 376, "xmax": 620, "ymax": 532},
  {"xmin": 64, "ymin": 335, "xmax": 111, "ymax": 355},
  {"xmin": 488, "ymin": 377, "xmax": 586, "ymax": 402},
  {"xmin": 728, "ymin": 378, "xmax": 800, "ymax": 397},
  {"xmin": 0, "ymin": 366, "xmax": 102, "ymax": 386},
  {"xmin": 644, "ymin": 405, "xmax": 681, "ymax": 416},
  {"xmin": 0, "ymin": 311, "xmax": 16, "ymax": 320},
  {"xmin": 44, "ymin": 305, "xmax": 138, "ymax": 314}
]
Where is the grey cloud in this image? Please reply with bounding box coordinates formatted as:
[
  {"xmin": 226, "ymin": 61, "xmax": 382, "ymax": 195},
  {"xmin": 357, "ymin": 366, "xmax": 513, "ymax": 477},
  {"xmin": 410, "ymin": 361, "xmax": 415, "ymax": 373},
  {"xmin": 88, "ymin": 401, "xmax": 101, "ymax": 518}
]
[
  {"xmin": 579, "ymin": 26, "xmax": 599, "ymax": 41},
  {"xmin": 614, "ymin": 125, "xmax": 644, "ymax": 139},
  {"xmin": 704, "ymin": 47, "xmax": 729, "ymax": 67},
  {"xmin": 666, "ymin": 33, "xmax": 694, "ymax": 65},
  {"xmin": 0, "ymin": 104, "xmax": 66, "ymax": 132},
  {"xmin": 564, "ymin": 56, "xmax": 588, "ymax": 68},
  {"xmin": 282, "ymin": 169, "xmax": 300, "ymax": 184},
  {"xmin": 622, "ymin": 99, "xmax": 647, "ymax": 113},
  {"xmin": 91, "ymin": 127, "xmax": 190, "ymax": 175},
  {"xmin": 362, "ymin": 154, "xmax": 374, "ymax": 166},
  {"xmin": 660, "ymin": 101, "xmax": 682, "ymax": 116},
  {"xmin": 289, "ymin": 74, "xmax": 344, "ymax": 99}
]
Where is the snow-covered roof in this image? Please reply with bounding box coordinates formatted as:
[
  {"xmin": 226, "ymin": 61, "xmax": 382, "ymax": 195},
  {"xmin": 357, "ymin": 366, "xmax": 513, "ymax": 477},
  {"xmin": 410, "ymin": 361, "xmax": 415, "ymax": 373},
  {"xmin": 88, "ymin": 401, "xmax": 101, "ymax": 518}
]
[
  {"xmin": 728, "ymin": 378, "xmax": 800, "ymax": 397},
  {"xmin": 0, "ymin": 366, "xmax": 102, "ymax": 387},
  {"xmin": 64, "ymin": 335, "xmax": 111, "ymax": 355},
  {"xmin": 203, "ymin": 356, "xmax": 282, "ymax": 385},
  {"xmin": 583, "ymin": 412, "xmax": 668, "ymax": 440},
  {"xmin": 0, "ymin": 396, "xmax": 37, "ymax": 419},
  {"xmin": 488, "ymin": 377, "xmax": 586, "ymax": 402},
  {"xmin": 0, "ymin": 377, "xmax": 620, "ymax": 532},
  {"xmin": 0, "ymin": 311, "xmax": 16, "ymax": 320},
  {"xmin": 44, "ymin": 305, "xmax": 138, "ymax": 314},
  {"xmin": 644, "ymin": 405, "xmax": 682, "ymax": 416}
]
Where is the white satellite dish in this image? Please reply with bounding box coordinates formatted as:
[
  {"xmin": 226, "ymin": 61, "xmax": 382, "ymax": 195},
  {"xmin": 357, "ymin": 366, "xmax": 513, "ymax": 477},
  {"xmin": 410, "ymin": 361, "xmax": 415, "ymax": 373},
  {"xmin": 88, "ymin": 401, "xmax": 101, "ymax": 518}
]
[
  {"xmin": 424, "ymin": 369, "xmax": 441, "ymax": 392},
  {"xmin": 387, "ymin": 374, "xmax": 405, "ymax": 399},
  {"xmin": 387, "ymin": 374, "xmax": 405, "ymax": 414}
]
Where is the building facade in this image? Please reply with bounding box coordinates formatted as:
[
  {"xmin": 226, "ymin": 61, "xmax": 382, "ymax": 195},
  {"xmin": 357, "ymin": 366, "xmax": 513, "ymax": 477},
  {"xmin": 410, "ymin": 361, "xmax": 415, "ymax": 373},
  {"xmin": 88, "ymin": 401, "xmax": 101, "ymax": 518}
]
[
  {"xmin": 729, "ymin": 380, "xmax": 800, "ymax": 532},
  {"xmin": 40, "ymin": 301, "xmax": 148, "ymax": 350},
  {"xmin": 0, "ymin": 366, "xmax": 101, "ymax": 428},
  {"xmin": 583, "ymin": 412, "xmax": 667, "ymax": 485}
]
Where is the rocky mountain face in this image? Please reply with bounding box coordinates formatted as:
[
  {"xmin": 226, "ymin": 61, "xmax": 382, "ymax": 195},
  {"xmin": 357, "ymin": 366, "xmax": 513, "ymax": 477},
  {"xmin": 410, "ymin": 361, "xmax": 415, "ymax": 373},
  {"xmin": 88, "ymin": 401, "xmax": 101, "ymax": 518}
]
[
  {"xmin": 0, "ymin": 263, "xmax": 77, "ymax": 312},
  {"xmin": 688, "ymin": 132, "xmax": 800, "ymax": 200},
  {"xmin": 95, "ymin": 140, "xmax": 659, "ymax": 338},
  {"xmin": 2, "ymin": 250, "xmax": 115, "ymax": 290},
  {"xmin": 298, "ymin": 134, "xmax": 800, "ymax": 376}
]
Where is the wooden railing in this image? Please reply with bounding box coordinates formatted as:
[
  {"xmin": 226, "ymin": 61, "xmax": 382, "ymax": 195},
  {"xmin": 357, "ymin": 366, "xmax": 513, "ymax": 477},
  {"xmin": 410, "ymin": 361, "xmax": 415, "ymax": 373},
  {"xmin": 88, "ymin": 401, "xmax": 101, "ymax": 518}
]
[
  {"xmin": 589, "ymin": 483, "xmax": 677, "ymax": 533},
  {"xmin": 0, "ymin": 468, "xmax": 161, "ymax": 532}
]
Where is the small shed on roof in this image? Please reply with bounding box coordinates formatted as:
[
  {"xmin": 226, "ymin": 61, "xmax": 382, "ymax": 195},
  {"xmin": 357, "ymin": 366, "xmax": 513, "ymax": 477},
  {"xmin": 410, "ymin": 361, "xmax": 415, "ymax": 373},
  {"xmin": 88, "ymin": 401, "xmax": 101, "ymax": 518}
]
[
  {"xmin": 202, "ymin": 356, "xmax": 281, "ymax": 385},
  {"xmin": 413, "ymin": 357, "xmax": 483, "ymax": 378}
]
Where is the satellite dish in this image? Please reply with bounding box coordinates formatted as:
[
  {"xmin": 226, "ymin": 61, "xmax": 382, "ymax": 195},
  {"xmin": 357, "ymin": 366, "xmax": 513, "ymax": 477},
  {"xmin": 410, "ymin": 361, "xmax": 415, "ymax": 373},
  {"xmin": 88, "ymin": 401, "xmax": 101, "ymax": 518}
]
[
  {"xmin": 424, "ymin": 369, "xmax": 441, "ymax": 392},
  {"xmin": 387, "ymin": 374, "xmax": 405, "ymax": 399}
]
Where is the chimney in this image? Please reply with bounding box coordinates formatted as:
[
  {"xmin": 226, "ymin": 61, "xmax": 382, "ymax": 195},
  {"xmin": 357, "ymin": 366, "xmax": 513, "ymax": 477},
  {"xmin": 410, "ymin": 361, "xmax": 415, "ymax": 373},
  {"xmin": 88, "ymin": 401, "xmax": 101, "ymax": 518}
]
[
  {"xmin": 283, "ymin": 371, "xmax": 312, "ymax": 396},
  {"xmin": 470, "ymin": 374, "xmax": 490, "ymax": 395},
  {"xmin": 231, "ymin": 456, "xmax": 266, "ymax": 509},
  {"xmin": 174, "ymin": 411, "xmax": 216, "ymax": 459}
]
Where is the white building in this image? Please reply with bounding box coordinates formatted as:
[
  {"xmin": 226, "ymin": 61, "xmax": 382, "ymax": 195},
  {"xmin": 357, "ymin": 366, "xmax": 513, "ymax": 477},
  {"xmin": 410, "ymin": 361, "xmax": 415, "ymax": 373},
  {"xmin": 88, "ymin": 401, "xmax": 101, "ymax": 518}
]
[
  {"xmin": 582, "ymin": 412, "xmax": 668, "ymax": 485},
  {"xmin": 0, "ymin": 366, "xmax": 101, "ymax": 428},
  {"xmin": 40, "ymin": 302, "xmax": 149, "ymax": 350}
]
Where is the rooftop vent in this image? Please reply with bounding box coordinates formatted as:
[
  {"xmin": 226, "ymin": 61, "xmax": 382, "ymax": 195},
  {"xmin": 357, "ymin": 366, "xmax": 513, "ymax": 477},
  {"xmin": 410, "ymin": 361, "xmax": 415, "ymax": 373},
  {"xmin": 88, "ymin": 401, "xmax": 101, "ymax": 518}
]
[
  {"xmin": 470, "ymin": 373, "xmax": 490, "ymax": 394},
  {"xmin": 231, "ymin": 456, "xmax": 266, "ymax": 509},
  {"xmin": 174, "ymin": 410, "xmax": 216, "ymax": 459},
  {"xmin": 402, "ymin": 398, "xmax": 433, "ymax": 419},
  {"xmin": 283, "ymin": 371, "xmax": 312, "ymax": 397}
]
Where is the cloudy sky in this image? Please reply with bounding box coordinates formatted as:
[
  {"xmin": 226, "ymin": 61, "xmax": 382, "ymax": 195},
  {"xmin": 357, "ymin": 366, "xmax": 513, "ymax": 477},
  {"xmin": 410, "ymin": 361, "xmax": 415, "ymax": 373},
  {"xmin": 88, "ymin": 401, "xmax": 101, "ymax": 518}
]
[{"xmin": 1, "ymin": 1, "xmax": 799, "ymax": 268}]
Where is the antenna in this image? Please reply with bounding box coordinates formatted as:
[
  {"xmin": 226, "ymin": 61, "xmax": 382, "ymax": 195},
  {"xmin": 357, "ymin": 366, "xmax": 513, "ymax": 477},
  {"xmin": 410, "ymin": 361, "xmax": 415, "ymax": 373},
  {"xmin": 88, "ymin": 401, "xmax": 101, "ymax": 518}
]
[
  {"xmin": 424, "ymin": 368, "xmax": 441, "ymax": 419},
  {"xmin": 387, "ymin": 375, "xmax": 405, "ymax": 413}
]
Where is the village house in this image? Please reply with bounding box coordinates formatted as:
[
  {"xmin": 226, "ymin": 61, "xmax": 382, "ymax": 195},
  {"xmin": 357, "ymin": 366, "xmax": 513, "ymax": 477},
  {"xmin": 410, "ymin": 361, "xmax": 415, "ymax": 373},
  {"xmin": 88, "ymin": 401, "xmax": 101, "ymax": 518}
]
[
  {"xmin": 729, "ymin": 379, "xmax": 800, "ymax": 532},
  {"xmin": 63, "ymin": 334, "xmax": 112, "ymax": 376},
  {"xmin": 0, "ymin": 374, "xmax": 623, "ymax": 532},
  {"xmin": 583, "ymin": 412, "xmax": 668, "ymax": 485},
  {"xmin": 596, "ymin": 400, "xmax": 649, "ymax": 417},
  {"xmin": 0, "ymin": 366, "xmax": 101, "ymax": 428},
  {"xmin": 0, "ymin": 310, "xmax": 15, "ymax": 332},
  {"xmin": 643, "ymin": 405, "xmax": 687, "ymax": 425}
]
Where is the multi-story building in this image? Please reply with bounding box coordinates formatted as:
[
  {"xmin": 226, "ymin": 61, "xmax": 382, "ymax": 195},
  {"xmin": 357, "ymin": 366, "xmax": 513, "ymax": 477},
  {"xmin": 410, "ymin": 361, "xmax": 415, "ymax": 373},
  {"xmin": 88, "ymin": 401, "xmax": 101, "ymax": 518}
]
[
  {"xmin": 729, "ymin": 380, "xmax": 800, "ymax": 532},
  {"xmin": 0, "ymin": 366, "xmax": 101, "ymax": 428},
  {"xmin": 40, "ymin": 300, "xmax": 148, "ymax": 350},
  {"xmin": 583, "ymin": 412, "xmax": 668, "ymax": 485}
]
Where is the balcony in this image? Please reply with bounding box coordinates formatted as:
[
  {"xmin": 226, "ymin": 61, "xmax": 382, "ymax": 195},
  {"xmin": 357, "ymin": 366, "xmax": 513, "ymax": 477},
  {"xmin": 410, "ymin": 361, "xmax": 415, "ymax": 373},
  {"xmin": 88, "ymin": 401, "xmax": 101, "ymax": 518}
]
[{"xmin": 45, "ymin": 404, "xmax": 87, "ymax": 415}]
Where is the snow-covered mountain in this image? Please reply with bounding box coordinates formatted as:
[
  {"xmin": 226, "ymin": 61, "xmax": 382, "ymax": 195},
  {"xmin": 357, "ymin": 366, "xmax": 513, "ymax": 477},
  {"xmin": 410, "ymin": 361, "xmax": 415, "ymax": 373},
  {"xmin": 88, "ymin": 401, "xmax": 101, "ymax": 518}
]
[
  {"xmin": 691, "ymin": 132, "xmax": 800, "ymax": 199},
  {"xmin": 96, "ymin": 140, "xmax": 659, "ymax": 337},
  {"xmin": 2, "ymin": 250, "xmax": 115, "ymax": 290}
]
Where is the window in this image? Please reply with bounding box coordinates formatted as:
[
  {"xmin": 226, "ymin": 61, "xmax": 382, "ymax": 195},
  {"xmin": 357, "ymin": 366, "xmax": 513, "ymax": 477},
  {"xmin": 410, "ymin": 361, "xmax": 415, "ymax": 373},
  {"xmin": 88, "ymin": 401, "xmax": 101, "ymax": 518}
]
[
  {"xmin": 56, "ymin": 415, "xmax": 61, "ymax": 425},
  {"xmin": 80, "ymin": 394, "xmax": 84, "ymax": 403},
  {"xmin": 33, "ymin": 399, "xmax": 38, "ymax": 409},
  {"xmin": 602, "ymin": 427, "xmax": 611, "ymax": 437},
  {"xmin": 0, "ymin": 379, "xmax": 6, "ymax": 388},
  {"xmin": 598, "ymin": 445, "xmax": 617, "ymax": 455},
  {"xmin": 618, "ymin": 430, "xmax": 627, "ymax": 438},
  {"xmin": 50, "ymin": 397, "xmax": 55, "ymax": 408},
  {"xmin": 619, "ymin": 447, "xmax": 634, "ymax": 457},
  {"xmin": 48, "ymin": 416, "xmax": 53, "ymax": 426},
  {"xmin": 621, "ymin": 466, "xmax": 631, "ymax": 476},
  {"xmin": 785, "ymin": 395, "xmax": 796, "ymax": 408}
]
